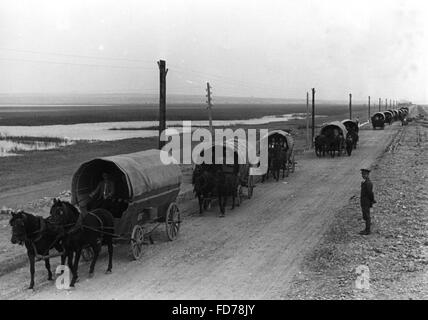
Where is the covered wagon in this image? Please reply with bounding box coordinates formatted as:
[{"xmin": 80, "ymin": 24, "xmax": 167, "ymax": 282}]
[
  {"xmin": 192, "ymin": 138, "xmax": 257, "ymax": 215},
  {"xmin": 341, "ymin": 119, "xmax": 359, "ymax": 133},
  {"xmin": 383, "ymin": 111, "xmax": 393, "ymax": 125},
  {"xmin": 318, "ymin": 121, "xmax": 348, "ymax": 157},
  {"xmin": 371, "ymin": 112, "xmax": 385, "ymax": 129},
  {"xmin": 259, "ymin": 130, "xmax": 295, "ymax": 181},
  {"xmin": 71, "ymin": 149, "xmax": 182, "ymax": 259},
  {"xmin": 193, "ymin": 138, "xmax": 257, "ymax": 202}
]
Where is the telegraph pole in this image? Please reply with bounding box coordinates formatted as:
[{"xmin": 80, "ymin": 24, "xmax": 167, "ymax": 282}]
[
  {"xmin": 311, "ymin": 88, "xmax": 316, "ymax": 147},
  {"xmin": 206, "ymin": 82, "xmax": 213, "ymax": 134},
  {"xmin": 349, "ymin": 93, "xmax": 352, "ymax": 119},
  {"xmin": 158, "ymin": 60, "xmax": 168, "ymax": 149},
  {"xmin": 385, "ymin": 98, "xmax": 387, "ymax": 110},
  {"xmin": 368, "ymin": 96, "xmax": 371, "ymax": 121},
  {"xmin": 379, "ymin": 98, "xmax": 381, "ymax": 112},
  {"xmin": 306, "ymin": 91, "xmax": 309, "ymax": 149}
]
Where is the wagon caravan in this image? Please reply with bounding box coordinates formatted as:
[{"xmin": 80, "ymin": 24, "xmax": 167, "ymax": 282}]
[
  {"xmin": 1, "ymin": 0, "xmax": 426, "ymax": 302},
  {"xmin": 260, "ymin": 130, "xmax": 296, "ymax": 181}
]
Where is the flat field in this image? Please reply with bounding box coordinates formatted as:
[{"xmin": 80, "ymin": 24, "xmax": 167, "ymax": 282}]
[{"xmin": 0, "ymin": 103, "xmax": 369, "ymax": 126}]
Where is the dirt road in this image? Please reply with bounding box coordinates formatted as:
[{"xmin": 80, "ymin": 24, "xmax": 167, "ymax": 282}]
[{"xmin": 0, "ymin": 122, "xmax": 401, "ymax": 299}]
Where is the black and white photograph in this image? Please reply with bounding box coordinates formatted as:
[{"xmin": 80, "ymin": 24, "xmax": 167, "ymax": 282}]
[{"xmin": 0, "ymin": 0, "xmax": 427, "ymax": 303}]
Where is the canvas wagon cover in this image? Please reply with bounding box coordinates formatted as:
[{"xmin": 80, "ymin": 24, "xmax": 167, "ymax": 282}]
[
  {"xmin": 372, "ymin": 112, "xmax": 385, "ymax": 120},
  {"xmin": 261, "ymin": 130, "xmax": 295, "ymax": 150},
  {"xmin": 72, "ymin": 149, "xmax": 182, "ymax": 204},
  {"xmin": 320, "ymin": 121, "xmax": 348, "ymax": 137},
  {"xmin": 384, "ymin": 110, "xmax": 393, "ymax": 118},
  {"xmin": 193, "ymin": 138, "xmax": 258, "ymax": 166},
  {"xmin": 342, "ymin": 119, "xmax": 359, "ymax": 131}
]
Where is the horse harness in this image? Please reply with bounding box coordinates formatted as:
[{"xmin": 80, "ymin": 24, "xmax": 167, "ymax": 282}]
[{"xmin": 27, "ymin": 216, "xmax": 64, "ymax": 261}]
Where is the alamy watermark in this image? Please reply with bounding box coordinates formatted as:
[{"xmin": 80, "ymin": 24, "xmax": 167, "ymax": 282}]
[
  {"xmin": 55, "ymin": 265, "xmax": 71, "ymax": 290},
  {"xmin": 355, "ymin": 265, "xmax": 370, "ymax": 290},
  {"xmin": 158, "ymin": 121, "xmax": 269, "ymax": 175}
]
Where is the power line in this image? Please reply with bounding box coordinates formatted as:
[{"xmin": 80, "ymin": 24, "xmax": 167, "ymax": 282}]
[
  {"xmin": 0, "ymin": 57, "xmax": 155, "ymax": 70},
  {"xmin": 0, "ymin": 47, "xmax": 154, "ymax": 65},
  {"xmin": 168, "ymin": 63, "xmax": 283, "ymax": 91}
]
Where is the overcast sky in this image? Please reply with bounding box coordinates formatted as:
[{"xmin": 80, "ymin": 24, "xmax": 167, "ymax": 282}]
[{"xmin": 0, "ymin": 0, "xmax": 427, "ymax": 102}]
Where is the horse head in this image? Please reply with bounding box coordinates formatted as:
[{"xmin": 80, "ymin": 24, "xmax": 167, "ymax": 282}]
[
  {"xmin": 50, "ymin": 198, "xmax": 79, "ymax": 226},
  {"xmin": 9, "ymin": 210, "xmax": 31, "ymax": 245}
]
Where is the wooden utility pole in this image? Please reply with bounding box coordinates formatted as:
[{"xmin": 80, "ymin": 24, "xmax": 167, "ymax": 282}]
[
  {"xmin": 368, "ymin": 96, "xmax": 371, "ymax": 121},
  {"xmin": 158, "ymin": 60, "xmax": 168, "ymax": 149},
  {"xmin": 349, "ymin": 93, "xmax": 352, "ymax": 119},
  {"xmin": 306, "ymin": 91, "xmax": 309, "ymax": 149},
  {"xmin": 206, "ymin": 82, "xmax": 213, "ymax": 134},
  {"xmin": 311, "ymin": 88, "xmax": 315, "ymax": 147},
  {"xmin": 379, "ymin": 98, "xmax": 381, "ymax": 112},
  {"xmin": 385, "ymin": 98, "xmax": 388, "ymax": 110}
]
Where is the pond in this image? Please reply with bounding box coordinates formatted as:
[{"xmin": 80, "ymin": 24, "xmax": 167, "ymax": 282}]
[
  {"xmin": 0, "ymin": 113, "xmax": 324, "ymax": 141},
  {"xmin": 0, "ymin": 137, "xmax": 74, "ymax": 157},
  {"xmin": 0, "ymin": 112, "xmax": 326, "ymax": 157}
]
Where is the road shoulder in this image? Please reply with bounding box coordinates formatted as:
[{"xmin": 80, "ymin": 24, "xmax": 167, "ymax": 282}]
[{"xmin": 285, "ymin": 120, "xmax": 428, "ymax": 299}]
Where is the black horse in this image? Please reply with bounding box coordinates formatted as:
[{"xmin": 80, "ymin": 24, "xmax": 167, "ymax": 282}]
[
  {"xmin": 347, "ymin": 130, "xmax": 359, "ymax": 149},
  {"xmin": 327, "ymin": 135, "xmax": 345, "ymax": 157},
  {"xmin": 314, "ymin": 134, "xmax": 328, "ymax": 157},
  {"xmin": 215, "ymin": 170, "xmax": 239, "ymax": 217},
  {"xmin": 192, "ymin": 166, "xmax": 217, "ymax": 214},
  {"xmin": 50, "ymin": 199, "xmax": 114, "ymax": 287},
  {"xmin": 345, "ymin": 133, "xmax": 354, "ymax": 156},
  {"xmin": 262, "ymin": 145, "xmax": 288, "ymax": 181},
  {"xmin": 9, "ymin": 210, "xmax": 66, "ymax": 289},
  {"xmin": 261, "ymin": 147, "xmax": 276, "ymax": 182}
]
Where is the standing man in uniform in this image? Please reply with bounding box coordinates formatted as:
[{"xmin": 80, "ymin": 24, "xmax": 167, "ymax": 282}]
[{"xmin": 360, "ymin": 168, "xmax": 376, "ymax": 235}]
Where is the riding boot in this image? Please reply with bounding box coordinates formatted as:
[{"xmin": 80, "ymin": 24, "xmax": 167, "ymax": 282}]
[
  {"xmin": 365, "ymin": 219, "xmax": 371, "ymax": 234},
  {"xmin": 359, "ymin": 220, "xmax": 371, "ymax": 235}
]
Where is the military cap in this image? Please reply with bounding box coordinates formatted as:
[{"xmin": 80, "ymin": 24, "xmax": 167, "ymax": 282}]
[{"xmin": 360, "ymin": 168, "xmax": 371, "ymax": 173}]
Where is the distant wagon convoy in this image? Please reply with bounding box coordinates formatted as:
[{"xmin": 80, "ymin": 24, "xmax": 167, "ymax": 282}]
[{"xmin": 370, "ymin": 106, "xmax": 410, "ymax": 129}]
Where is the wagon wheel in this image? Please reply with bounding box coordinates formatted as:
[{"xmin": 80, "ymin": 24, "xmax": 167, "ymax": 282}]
[
  {"xmin": 129, "ymin": 225, "xmax": 145, "ymax": 260},
  {"xmin": 291, "ymin": 154, "xmax": 296, "ymax": 173},
  {"xmin": 285, "ymin": 160, "xmax": 290, "ymax": 177},
  {"xmin": 236, "ymin": 185, "xmax": 243, "ymax": 206},
  {"xmin": 165, "ymin": 203, "xmax": 181, "ymax": 241},
  {"xmin": 247, "ymin": 176, "xmax": 254, "ymax": 199},
  {"xmin": 81, "ymin": 246, "xmax": 94, "ymax": 262}
]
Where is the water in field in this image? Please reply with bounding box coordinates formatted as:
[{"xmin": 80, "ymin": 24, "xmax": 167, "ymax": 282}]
[
  {"xmin": 0, "ymin": 113, "xmax": 324, "ymax": 142},
  {"xmin": 0, "ymin": 138, "xmax": 74, "ymax": 157}
]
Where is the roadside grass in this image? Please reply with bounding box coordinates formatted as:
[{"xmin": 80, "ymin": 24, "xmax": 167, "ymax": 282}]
[{"xmin": 0, "ymin": 135, "xmax": 69, "ymax": 143}]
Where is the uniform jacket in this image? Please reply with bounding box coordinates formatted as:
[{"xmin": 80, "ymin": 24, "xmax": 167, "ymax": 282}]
[
  {"xmin": 90, "ymin": 180, "xmax": 115, "ymax": 200},
  {"xmin": 361, "ymin": 178, "xmax": 375, "ymax": 208}
]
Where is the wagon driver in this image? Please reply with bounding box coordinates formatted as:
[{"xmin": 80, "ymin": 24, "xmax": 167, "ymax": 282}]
[
  {"xmin": 71, "ymin": 173, "xmax": 115, "ymax": 230},
  {"xmin": 87, "ymin": 172, "xmax": 116, "ymax": 212},
  {"xmin": 359, "ymin": 168, "xmax": 376, "ymax": 235}
]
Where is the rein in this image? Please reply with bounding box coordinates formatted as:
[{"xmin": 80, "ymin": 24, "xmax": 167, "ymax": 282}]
[{"xmin": 23, "ymin": 216, "xmax": 64, "ymax": 261}]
